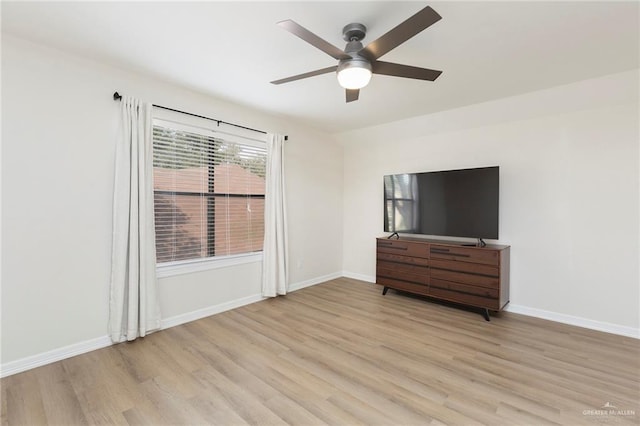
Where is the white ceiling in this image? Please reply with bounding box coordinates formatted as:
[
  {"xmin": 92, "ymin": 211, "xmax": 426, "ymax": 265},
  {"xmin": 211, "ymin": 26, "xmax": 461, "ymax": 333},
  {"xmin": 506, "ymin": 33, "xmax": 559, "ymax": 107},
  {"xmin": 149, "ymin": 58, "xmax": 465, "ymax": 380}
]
[{"xmin": 2, "ymin": 1, "xmax": 638, "ymax": 133}]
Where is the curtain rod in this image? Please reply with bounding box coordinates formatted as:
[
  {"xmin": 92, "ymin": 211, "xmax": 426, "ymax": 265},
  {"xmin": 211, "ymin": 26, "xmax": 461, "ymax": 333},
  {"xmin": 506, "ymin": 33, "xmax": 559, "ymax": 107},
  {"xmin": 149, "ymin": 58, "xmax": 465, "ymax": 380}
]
[{"xmin": 113, "ymin": 92, "xmax": 287, "ymax": 141}]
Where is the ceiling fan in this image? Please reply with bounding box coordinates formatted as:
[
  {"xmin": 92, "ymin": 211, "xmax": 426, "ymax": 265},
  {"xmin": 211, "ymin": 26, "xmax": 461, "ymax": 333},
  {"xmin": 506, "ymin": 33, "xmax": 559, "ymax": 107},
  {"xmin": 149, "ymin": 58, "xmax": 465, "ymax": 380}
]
[{"xmin": 270, "ymin": 5, "xmax": 443, "ymax": 103}]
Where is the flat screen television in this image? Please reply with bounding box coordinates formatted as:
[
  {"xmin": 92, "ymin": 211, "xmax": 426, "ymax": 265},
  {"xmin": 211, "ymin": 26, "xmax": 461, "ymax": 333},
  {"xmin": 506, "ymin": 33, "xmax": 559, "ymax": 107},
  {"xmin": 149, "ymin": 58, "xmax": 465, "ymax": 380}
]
[{"xmin": 384, "ymin": 166, "xmax": 499, "ymax": 240}]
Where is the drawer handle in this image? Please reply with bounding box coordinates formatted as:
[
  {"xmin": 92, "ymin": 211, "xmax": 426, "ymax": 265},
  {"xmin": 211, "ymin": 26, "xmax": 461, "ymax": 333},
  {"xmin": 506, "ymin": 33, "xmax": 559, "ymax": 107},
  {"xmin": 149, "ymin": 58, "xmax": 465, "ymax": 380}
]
[
  {"xmin": 446, "ymin": 252, "xmax": 470, "ymax": 258},
  {"xmin": 378, "ymin": 244, "xmax": 408, "ymax": 251},
  {"xmin": 431, "ymin": 248, "xmax": 471, "ymax": 258}
]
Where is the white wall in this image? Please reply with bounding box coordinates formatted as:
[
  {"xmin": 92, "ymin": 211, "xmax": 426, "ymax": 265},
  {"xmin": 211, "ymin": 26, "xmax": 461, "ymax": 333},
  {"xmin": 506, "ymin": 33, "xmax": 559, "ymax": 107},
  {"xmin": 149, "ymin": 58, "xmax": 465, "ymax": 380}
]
[
  {"xmin": 338, "ymin": 70, "xmax": 639, "ymax": 335},
  {"xmin": 1, "ymin": 35, "xmax": 343, "ymax": 367}
]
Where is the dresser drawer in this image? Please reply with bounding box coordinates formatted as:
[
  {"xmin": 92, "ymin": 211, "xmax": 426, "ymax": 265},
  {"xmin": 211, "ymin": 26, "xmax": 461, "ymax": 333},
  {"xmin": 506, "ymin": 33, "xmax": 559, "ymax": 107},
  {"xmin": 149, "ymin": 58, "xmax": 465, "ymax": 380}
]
[
  {"xmin": 430, "ymin": 268, "xmax": 499, "ymax": 289},
  {"xmin": 377, "ymin": 252, "xmax": 430, "ymax": 267},
  {"xmin": 428, "ymin": 286, "xmax": 500, "ymax": 310},
  {"xmin": 430, "ymin": 278, "xmax": 499, "ymax": 299},
  {"xmin": 377, "ymin": 277, "xmax": 429, "ymax": 296},
  {"xmin": 377, "ymin": 239, "xmax": 430, "ymax": 259},
  {"xmin": 430, "ymin": 259, "xmax": 498, "ymax": 277},
  {"xmin": 377, "ymin": 267, "xmax": 429, "ymax": 285},
  {"xmin": 430, "ymin": 245, "xmax": 499, "ymax": 265},
  {"xmin": 377, "ymin": 260, "xmax": 429, "ymax": 276}
]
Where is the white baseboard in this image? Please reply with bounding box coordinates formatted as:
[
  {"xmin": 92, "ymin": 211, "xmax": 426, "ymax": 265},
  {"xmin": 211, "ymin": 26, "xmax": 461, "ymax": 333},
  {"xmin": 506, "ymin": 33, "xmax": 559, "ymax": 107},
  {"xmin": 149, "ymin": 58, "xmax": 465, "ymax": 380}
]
[
  {"xmin": 163, "ymin": 271, "xmax": 343, "ymax": 332},
  {"xmin": 160, "ymin": 293, "xmax": 266, "ymax": 330},
  {"xmin": 505, "ymin": 304, "xmax": 639, "ymax": 339},
  {"xmin": 1, "ymin": 293, "xmax": 267, "ymax": 378},
  {"xmin": 343, "ymin": 271, "xmax": 639, "ymax": 339},
  {"xmin": 0, "ymin": 335, "xmax": 113, "ymax": 378},
  {"xmin": 0, "ymin": 271, "xmax": 341, "ymax": 378},
  {"xmin": 288, "ymin": 271, "xmax": 342, "ymax": 292},
  {"xmin": 341, "ymin": 271, "xmax": 375, "ymax": 283}
]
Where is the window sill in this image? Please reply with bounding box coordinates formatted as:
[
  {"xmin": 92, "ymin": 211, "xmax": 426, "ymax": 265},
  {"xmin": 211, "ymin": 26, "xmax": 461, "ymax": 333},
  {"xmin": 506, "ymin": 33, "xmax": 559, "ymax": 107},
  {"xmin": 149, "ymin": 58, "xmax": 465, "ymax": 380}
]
[{"xmin": 157, "ymin": 252, "xmax": 263, "ymax": 278}]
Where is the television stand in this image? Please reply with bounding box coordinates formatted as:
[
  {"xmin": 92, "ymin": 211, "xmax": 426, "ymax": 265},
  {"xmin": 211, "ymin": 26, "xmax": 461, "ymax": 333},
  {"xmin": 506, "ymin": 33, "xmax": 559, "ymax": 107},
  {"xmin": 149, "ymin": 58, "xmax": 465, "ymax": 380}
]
[
  {"xmin": 387, "ymin": 232, "xmax": 400, "ymax": 239},
  {"xmin": 376, "ymin": 237, "xmax": 510, "ymax": 321}
]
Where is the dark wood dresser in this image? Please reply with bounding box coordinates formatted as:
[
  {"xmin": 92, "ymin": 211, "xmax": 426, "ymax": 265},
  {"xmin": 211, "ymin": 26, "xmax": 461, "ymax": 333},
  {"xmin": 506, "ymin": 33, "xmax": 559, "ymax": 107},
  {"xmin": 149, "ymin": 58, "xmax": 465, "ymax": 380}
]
[{"xmin": 376, "ymin": 237, "xmax": 510, "ymax": 320}]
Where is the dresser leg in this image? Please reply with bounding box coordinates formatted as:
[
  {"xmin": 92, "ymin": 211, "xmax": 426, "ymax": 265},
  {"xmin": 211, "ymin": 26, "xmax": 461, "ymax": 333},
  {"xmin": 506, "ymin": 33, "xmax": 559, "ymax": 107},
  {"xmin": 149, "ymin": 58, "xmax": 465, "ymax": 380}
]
[
  {"xmin": 482, "ymin": 308, "xmax": 490, "ymax": 321},
  {"xmin": 382, "ymin": 286, "xmax": 389, "ymax": 295}
]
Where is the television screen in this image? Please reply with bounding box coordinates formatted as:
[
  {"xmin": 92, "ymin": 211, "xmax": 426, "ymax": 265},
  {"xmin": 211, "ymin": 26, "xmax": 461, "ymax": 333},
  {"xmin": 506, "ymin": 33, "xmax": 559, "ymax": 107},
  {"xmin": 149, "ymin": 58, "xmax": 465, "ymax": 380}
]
[{"xmin": 384, "ymin": 166, "xmax": 499, "ymax": 239}]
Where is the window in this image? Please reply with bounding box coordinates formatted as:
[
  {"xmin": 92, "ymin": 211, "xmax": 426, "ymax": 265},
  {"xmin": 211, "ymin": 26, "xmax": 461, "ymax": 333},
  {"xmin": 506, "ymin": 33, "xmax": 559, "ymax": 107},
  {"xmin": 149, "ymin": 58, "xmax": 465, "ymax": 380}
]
[{"xmin": 152, "ymin": 119, "xmax": 266, "ymax": 268}]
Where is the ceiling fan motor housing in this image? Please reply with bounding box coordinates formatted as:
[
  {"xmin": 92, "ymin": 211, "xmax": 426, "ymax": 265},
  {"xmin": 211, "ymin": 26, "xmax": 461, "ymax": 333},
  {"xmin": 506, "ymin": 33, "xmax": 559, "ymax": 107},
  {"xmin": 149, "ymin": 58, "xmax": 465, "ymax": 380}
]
[
  {"xmin": 344, "ymin": 40, "xmax": 364, "ymax": 55},
  {"xmin": 341, "ymin": 23, "xmax": 372, "ymax": 73},
  {"xmin": 337, "ymin": 57, "xmax": 372, "ymax": 74}
]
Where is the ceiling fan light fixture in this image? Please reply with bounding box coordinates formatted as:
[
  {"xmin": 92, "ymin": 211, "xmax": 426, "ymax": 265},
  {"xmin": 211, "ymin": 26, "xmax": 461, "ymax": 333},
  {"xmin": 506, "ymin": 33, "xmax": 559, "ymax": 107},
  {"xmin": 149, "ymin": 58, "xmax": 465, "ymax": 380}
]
[{"xmin": 337, "ymin": 59, "xmax": 372, "ymax": 89}]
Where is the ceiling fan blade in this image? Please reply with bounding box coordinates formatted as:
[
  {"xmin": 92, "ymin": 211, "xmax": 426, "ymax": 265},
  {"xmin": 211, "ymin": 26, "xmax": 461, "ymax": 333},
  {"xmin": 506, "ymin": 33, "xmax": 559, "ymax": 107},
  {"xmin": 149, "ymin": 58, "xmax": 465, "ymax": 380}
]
[
  {"xmin": 361, "ymin": 6, "xmax": 441, "ymax": 60},
  {"xmin": 270, "ymin": 65, "xmax": 338, "ymax": 85},
  {"xmin": 372, "ymin": 61, "xmax": 442, "ymax": 81},
  {"xmin": 346, "ymin": 89, "xmax": 359, "ymax": 103},
  {"xmin": 277, "ymin": 20, "xmax": 351, "ymax": 60}
]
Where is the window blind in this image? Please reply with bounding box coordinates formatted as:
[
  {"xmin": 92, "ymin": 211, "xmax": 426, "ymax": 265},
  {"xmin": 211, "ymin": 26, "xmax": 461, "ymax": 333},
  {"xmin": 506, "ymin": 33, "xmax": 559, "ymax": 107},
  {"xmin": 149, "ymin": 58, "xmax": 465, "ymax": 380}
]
[{"xmin": 152, "ymin": 123, "xmax": 266, "ymax": 264}]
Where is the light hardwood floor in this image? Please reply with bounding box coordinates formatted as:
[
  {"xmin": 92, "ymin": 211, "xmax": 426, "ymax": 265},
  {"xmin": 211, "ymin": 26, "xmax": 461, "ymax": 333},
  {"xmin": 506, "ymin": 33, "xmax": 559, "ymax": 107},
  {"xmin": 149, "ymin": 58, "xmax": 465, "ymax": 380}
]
[{"xmin": 2, "ymin": 278, "xmax": 639, "ymax": 425}]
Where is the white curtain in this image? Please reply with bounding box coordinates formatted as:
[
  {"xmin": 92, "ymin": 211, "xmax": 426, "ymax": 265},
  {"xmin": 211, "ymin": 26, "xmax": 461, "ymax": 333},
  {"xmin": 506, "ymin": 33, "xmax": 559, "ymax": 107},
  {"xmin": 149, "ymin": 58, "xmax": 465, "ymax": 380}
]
[
  {"xmin": 109, "ymin": 96, "xmax": 161, "ymax": 342},
  {"xmin": 262, "ymin": 133, "xmax": 288, "ymax": 297}
]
